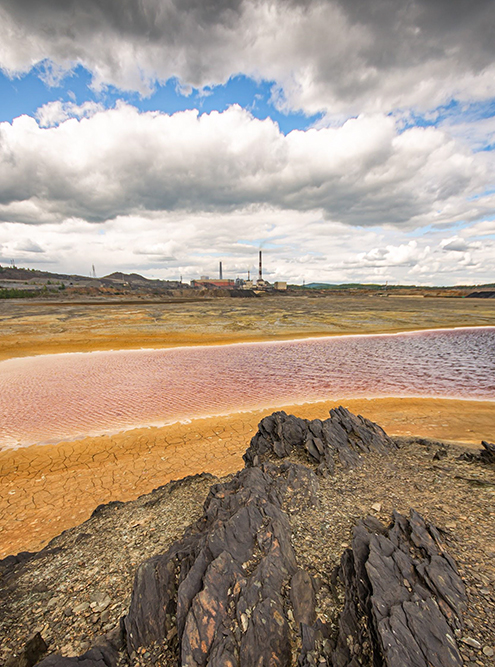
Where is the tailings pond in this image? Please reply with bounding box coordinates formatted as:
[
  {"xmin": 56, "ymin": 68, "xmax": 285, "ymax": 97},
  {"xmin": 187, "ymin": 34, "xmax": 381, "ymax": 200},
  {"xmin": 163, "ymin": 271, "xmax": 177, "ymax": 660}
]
[{"xmin": 1, "ymin": 327, "xmax": 494, "ymax": 448}]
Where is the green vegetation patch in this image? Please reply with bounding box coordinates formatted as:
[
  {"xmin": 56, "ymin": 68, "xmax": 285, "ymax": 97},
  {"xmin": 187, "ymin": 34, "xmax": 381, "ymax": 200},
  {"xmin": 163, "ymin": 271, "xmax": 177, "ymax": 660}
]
[{"xmin": 0, "ymin": 288, "xmax": 39, "ymax": 299}]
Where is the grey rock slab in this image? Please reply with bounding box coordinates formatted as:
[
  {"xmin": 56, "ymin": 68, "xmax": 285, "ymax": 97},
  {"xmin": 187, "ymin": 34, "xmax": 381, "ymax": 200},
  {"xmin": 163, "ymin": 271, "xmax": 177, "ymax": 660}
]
[{"xmin": 244, "ymin": 406, "xmax": 396, "ymax": 473}]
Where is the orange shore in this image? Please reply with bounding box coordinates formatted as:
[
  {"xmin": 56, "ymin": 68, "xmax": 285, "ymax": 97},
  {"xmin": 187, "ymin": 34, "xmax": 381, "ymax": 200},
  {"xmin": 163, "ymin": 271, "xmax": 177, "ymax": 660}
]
[
  {"xmin": 1, "ymin": 396, "xmax": 494, "ymax": 559},
  {"xmin": 2, "ymin": 296, "xmax": 495, "ymax": 558}
]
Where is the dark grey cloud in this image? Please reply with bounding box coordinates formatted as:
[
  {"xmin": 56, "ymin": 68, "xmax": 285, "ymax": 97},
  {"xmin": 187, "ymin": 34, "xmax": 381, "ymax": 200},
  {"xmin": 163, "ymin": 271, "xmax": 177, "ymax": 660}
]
[{"xmin": 1, "ymin": 0, "xmax": 494, "ymax": 111}]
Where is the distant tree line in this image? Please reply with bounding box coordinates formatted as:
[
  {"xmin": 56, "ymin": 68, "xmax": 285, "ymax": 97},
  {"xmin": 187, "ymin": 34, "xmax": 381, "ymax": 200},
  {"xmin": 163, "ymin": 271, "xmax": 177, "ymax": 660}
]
[{"xmin": 0, "ymin": 288, "xmax": 38, "ymax": 299}]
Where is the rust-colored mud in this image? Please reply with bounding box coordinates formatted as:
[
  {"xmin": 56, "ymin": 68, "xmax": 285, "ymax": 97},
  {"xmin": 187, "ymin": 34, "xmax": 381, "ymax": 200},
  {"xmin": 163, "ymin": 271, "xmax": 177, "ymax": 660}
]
[{"xmin": 1, "ymin": 396, "xmax": 494, "ymax": 559}]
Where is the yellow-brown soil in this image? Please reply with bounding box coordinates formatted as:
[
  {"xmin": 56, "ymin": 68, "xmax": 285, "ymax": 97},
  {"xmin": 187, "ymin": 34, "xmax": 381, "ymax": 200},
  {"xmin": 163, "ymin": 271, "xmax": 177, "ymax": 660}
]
[
  {"xmin": 2, "ymin": 294, "xmax": 495, "ymax": 361},
  {"xmin": 1, "ymin": 397, "xmax": 494, "ymax": 558}
]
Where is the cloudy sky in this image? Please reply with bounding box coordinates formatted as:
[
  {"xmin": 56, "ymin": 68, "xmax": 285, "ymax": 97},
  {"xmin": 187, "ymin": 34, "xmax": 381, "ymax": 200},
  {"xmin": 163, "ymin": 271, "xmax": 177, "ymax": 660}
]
[{"xmin": 0, "ymin": 0, "xmax": 494, "ymax": 285}]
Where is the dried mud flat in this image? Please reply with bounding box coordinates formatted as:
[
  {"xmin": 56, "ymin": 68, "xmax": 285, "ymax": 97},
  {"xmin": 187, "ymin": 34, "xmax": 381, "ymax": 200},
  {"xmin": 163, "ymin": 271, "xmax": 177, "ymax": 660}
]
[{"xmin": 1, "ymin": 413, "xmax": 494, "ymax": 667}]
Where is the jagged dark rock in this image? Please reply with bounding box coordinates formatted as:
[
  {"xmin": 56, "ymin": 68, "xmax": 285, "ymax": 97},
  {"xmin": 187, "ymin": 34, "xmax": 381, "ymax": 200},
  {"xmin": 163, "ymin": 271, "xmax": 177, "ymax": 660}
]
[
  {"xmin": 36, "ymin": 628, "xmax": 123, "ymax": 667},
  {"xmin": 290, "ymin": 569, "xmax": 316, "ymax": 627},
  {"xmin": 328, "ymin": 509, "xmax": 467, "ymax": 667},
  {"xmin": 458, "ymin": 440, "xmax": 495, "ymax": 464},
  {"xmin": 243, "ymin": 406, "xmax": 396, "ymax": 473},
  {"xmin": 4, "ymin": 632, "xmax": 47, "ymax": 667},
  {"xmin": 25, "ymin": 411, "xmax": 473, "ymax": 667},
  {"xmin": 124, "ymin": 462, "xmax": 312, "ymax": 666}
]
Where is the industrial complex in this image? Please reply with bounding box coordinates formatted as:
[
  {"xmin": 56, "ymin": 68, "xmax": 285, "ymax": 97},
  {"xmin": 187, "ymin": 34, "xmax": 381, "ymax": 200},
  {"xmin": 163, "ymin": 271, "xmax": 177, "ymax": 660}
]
[{"xmin": 191, "ymin": 251, "xmax": 287, "ymax": 291}]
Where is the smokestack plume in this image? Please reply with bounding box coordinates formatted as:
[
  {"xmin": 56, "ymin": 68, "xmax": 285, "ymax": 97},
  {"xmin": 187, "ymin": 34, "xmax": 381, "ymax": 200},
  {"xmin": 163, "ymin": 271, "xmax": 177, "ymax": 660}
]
[
  {"xmin": 219, "ymin": 261, "xmax": 223, "ymax": 280},
  {"xmin": 259, "ymin": 250, "xmax": 262, "ymax": 281}
]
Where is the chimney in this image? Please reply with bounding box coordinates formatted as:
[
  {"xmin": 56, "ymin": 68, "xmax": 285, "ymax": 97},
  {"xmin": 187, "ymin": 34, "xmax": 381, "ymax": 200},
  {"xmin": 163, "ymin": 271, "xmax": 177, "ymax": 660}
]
[
  {"xmin": 259, "ymin": 250, "xmax": 262, "ymax": 281},
  {"xmin": 219, "ymin": 261, "xmax": 223, "ymax": 280}
]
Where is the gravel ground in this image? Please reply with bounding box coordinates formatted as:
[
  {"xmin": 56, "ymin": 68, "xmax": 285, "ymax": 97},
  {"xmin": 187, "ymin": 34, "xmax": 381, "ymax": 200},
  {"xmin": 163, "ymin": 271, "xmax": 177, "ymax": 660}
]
[
  {"xmin": 0, "ymin": 473, "xmax": 217, "ymax": 664},
  {"xmin": 287, "ymin": 437, "xmax": 495, "ymax": 666},
  {"xmin": 1, "ymin": 438, "xmax": 494, "ymax": 666}
]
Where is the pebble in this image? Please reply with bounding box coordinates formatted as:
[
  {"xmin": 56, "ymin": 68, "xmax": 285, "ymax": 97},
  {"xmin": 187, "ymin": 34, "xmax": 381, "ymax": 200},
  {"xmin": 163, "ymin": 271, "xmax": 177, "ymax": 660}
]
[
  {"xmin": 483, "ymin": 646, "xmax": 494, "ymax": 657},
  {"xmin": 371, "ymin": 503, "xmax": 382, "ymax": 512},
  {"xmin": 462, "ymin": 637, "xmax": 482, "ymax": 649}
]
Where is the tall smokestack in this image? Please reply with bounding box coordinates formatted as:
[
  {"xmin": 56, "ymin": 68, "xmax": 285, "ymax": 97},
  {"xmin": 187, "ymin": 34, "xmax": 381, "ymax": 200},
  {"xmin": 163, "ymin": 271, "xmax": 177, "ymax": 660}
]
[
  {"xmin": 259, "ymin": 250, "xmax": 262, "ymax": 281},
  {"xmin": 219, "ymin": 261, "xmax": 223, "ymax": 280}
]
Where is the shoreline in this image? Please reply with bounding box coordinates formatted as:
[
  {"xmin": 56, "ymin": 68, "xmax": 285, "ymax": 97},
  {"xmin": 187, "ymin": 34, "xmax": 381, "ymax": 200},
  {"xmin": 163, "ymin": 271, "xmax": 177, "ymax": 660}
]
[
  {"xmin": 2, "ymin": 299, "xmax": 495, "ymax": 557},
  {"xmin": 2, "ymin": 322, "xmax": 495, "ymax": 363},
  {"xmin": 1, "ymin": 324, "xmax": 494, "ymax": 452},
  {"xmin": 2, "ymin": 391, "xmax": 495, "ymax": 453},
  {"xmin": 1, "ymin": 396, "xmax": 494, "ymax": 559}
]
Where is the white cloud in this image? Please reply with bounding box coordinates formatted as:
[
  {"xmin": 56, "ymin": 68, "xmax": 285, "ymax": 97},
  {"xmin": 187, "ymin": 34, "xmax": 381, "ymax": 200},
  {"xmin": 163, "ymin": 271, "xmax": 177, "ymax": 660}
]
[
  {"xmin": 0, "ymin": 1, "xmax": 494, "ymax": 286},
  {"xmin": 354, "ymin": 241, "xmax": 430, "ymax": 268},
  {"xmin": 440, "ymin": 236, "xmax": 482, "ymax": 252},
  {"xmin": 0, "ymin": 104, "xmax": 490, "ymax": 231},
  {"xmin": 463, "ymin": 219, "xmax": 495, "ymax": 237},
  {"xmin": 1, "ymin": 210, "xmax": 493, "ymax": 286},
  {"xmin": 1, "ymin": 0, "xmax": 495, "ymax": 117},
  {"xmin": 36, "ymin": 101, "xmax": 104, "ymax": 128}
]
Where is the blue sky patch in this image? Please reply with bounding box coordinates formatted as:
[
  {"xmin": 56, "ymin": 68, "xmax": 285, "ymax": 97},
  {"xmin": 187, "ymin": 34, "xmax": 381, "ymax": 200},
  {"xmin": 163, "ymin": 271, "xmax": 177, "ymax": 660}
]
[{"xmin": 0, "ymin": 65, "xmax": 322, "ymax": 134}]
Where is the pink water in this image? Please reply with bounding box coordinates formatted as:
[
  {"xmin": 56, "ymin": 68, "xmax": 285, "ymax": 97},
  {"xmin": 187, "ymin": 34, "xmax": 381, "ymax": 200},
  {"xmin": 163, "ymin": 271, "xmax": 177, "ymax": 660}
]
[{"xmin": 0, "ymin": 327, "xmax": 494, "ymax": 449}]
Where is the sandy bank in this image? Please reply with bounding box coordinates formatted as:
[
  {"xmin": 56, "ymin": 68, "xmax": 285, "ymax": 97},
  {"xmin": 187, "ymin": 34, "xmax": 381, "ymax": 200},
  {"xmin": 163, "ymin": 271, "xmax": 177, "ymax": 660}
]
[{"xmin": 1, "ymin": 396, "xmax": 494, "ymax": 559}]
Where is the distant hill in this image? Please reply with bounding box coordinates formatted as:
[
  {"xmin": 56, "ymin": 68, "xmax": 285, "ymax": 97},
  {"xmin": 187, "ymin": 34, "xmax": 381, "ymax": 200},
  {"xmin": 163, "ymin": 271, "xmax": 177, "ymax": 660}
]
[
  {"xmin": 104, "ymin": 272, "xmax": 153, "ymax": 283},
  {"xmin": 304, "ymin": 282, "xmax": 385, "ymax": 289},
  {"xmin": 102, "ymin": 272, "xmax": 183, "ymax": 288},
  {"xmin": 0, "ymin": 266, "xmax": 73, "ymax": 281}
]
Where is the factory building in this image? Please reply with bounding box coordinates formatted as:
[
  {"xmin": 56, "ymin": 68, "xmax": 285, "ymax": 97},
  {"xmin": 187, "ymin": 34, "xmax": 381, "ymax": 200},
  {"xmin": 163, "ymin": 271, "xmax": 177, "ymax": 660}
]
[
  {"xmin": 192, "ymin": 253, "xmax": 287, "ymax": 291},
  {"xmin": 191, "ymin": 262, "xmax": 236, "ymax": 288},
  {"xmin": 191, "ymin": 278, "xmax": 236, "ymax": 289}
]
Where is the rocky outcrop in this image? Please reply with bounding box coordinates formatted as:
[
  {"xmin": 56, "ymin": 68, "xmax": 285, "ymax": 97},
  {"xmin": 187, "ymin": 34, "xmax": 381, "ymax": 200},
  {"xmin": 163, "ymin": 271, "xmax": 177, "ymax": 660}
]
[
  {"xmin": 244, "ymin": 406, "xmax": 396, "ymax": 472},
  {"xmin": 124, "ymin": 461, "xmax": 318, "ymax": 667},
  {"xmin": 36, "ymin": 630, "xmax": 122, "ymax": 667},
  {"xmin": 459, "ymin": 440, "xmax": 495, "ymax": 464},
  {"xmin": 328, "ymin": 510, "xmax": 466, "ymax": 667},
  {"xmin": 5, "ymin": 633, "xmax": 47, "ymax": 667},
  {"xmin": 30, "ymin": 410, "xmax": 469, "ymax": 667}
]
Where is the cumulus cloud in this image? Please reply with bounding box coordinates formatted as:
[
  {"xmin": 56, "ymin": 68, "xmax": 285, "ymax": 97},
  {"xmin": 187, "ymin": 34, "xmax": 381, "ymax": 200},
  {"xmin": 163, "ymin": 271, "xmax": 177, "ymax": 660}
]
[
  {"xmin": 36, "ymin": 101, "xmax": 104, "ymax": 128},
  {"xmin": 1, "ymin": 209, "xmax": 493, "ymax": 286},
  {"xmin": 0, "ymin": 0, "xmax": 494, "ymax": 115},
  {"xmin": 354, "ymin": 241, "xmax": 430, "ymax": 268},
  {"xmin": 0, "ymin": 103, "xmax": 490, "ymax": 229},
  {"xmin": 440, "ymin": 236, "xmax": 482, "ymax": 252}
]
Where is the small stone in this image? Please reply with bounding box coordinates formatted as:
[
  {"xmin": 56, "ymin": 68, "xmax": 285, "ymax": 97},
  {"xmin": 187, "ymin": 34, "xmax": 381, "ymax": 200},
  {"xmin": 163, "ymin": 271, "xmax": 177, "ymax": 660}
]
[
  {"xmin": 461, "ymin": 637, "xmax": 482, "ymax": 649},
  {"xmin": 483, "ymin": 646, "xmax": 494, "ymax": 657},
  {"xmin": 100, "ymin": 609, "xmax": 110, "ymax": 623},
  {"xmin": 73, "ymin": 602, "xmax": 90, "ymax": 614},
  {"xmin": 240, "ymin": 613, "xmax": 248, "ymax": 632},
  {"xmin": 371, "ymin": 503, "xmax": 381, "ymax": 512}
]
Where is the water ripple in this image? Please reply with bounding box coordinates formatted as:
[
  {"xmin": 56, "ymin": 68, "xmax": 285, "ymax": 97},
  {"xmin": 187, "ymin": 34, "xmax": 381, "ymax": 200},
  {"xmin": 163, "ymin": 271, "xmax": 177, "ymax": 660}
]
[{"xmin": 0, "ymin": 327, "xmax": 494, "ymax": 448}]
